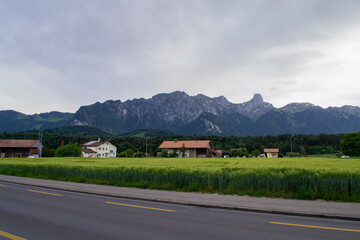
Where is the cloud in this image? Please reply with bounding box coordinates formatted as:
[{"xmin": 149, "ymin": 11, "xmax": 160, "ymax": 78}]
[{"xmin": 1, "ymin": 0, "xmax": 360, "ymax": 113}]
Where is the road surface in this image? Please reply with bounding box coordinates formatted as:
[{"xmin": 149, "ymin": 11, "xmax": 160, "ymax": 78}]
[{"xmin": 1, "ymin": 181, "xmax": 360, "ymax": 240}]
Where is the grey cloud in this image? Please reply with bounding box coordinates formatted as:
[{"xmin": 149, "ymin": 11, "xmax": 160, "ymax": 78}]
[{"xmin": 1, "ymin": 0, "xmax": 360, "ymax": 113}]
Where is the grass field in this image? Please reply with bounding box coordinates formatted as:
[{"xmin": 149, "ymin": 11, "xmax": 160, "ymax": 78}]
[{"xmin": 0, "ymin": 156, "xmax": 359, "ymax": 202}]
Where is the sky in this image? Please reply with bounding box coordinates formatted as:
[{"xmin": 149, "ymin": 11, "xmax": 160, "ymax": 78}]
[{"xmin": 1, "ymin": 0, "xmax": 360, "ymax": 114}]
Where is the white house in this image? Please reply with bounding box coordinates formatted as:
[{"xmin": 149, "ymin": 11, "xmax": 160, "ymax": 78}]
[{"xmin": 81, "ymin": 139, "xmax": 117, "ymax": 158}]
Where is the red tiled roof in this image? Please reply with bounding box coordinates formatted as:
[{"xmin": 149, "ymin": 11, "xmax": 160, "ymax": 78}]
[
  {"xmin": 159, "ymin": 140, "xmax": 211, "ymax": 149},
  {"xmin": 264, "ymin": 148, "xmax": 279, "ymax": 153},
  {"xmin": 0, "ymin": 140, "xmax": 41, "ymax": 148}
]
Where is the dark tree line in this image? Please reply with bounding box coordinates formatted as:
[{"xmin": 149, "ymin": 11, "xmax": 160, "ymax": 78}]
[{"xmin": 0, "ymin": 131, "xmax": 345, "ymax": 156}]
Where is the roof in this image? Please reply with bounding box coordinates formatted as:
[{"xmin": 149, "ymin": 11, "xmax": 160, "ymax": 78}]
[
  {"xmin": 264, "ymin": 148, "xmax": 279, "ymax": 153},
  {"xmin": 159, "ymin": 140, "xmax": 211, "ymax": 149},
  {"xmin": 0, "ymin": 140, "xmax": 43, "ymax": 148},
  {"xmin": 221, "ymin": 150, "xmax": 232, "ymax": 155},
  {"xmin": 81, "ymin": 140, "xmax": 111, "ymax": 147},
  {"xmin": 82, "ymin": 148, "xmax": 97, "ymax": 153}
]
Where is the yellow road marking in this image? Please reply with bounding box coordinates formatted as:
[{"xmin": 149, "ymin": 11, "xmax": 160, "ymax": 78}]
[
  {"xmin": 27, "ymin": 189, "xmax": 62, "ymax": 196},
  {"xmin": 270, "ymin": 221, "xmax": 360, "ymax": 233},
  {"xmin": 0, "ymin": 184, "xmax": 5, "ymax": 187},
  {"xmin": 106, "ymin": 201, "xmax": 176, "ymax": 212},
  {"xmin": 0, "ymin": 229, "xmax": 27, "ymax": 240}
]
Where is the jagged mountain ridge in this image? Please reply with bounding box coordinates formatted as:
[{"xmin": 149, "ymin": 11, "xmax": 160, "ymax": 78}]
[
  {"xmin": 1, "ymin": 91, "xmax": 360, "ymax": 136},
  {"xmin": 71, "ymin": 91, "xmax": 274, "ymax": 135},
  {"xmin": 70, "ymin": 91, "xmax": 360, "ymax": 136}
]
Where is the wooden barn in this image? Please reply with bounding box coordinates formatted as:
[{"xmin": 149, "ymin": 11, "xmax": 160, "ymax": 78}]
[{"xmin": 0, "ymin": 140, "xmax": 43, "ymax": 158}]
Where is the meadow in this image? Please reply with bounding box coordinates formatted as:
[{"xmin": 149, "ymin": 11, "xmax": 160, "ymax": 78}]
[{"xmin": 0, "ymin": 156, "xmax": 359, "ymax": 202}]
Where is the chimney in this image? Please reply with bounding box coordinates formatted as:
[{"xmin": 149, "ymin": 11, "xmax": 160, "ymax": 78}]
[
  {"xmin": 174, "ymin": 139, "xmax": 177, "ymax": 142},
  {"xmin": 97, "ymin": 138, "xmax": 101, "ymax": 142}
]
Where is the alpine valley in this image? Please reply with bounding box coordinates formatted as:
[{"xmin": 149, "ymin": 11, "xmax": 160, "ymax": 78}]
[{"xmin": 1, "ymin": 91, "xmax": 360, "ymax": 136}]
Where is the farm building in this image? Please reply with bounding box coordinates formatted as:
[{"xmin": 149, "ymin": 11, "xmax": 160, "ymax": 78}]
[
  {"xmin": 0, "ymin": 140, "xmax": 43, "ymax": 158},
  {"xmin": 81, "ymin": 139, "xmax": 117, "ymax": 158},
  {"xmin": 158, "ymin": 140, "xmax": 218, "ymax": 158},
  {"xmin": 264, "ymin": 148, "xmax": 279, "ymax": 158}
]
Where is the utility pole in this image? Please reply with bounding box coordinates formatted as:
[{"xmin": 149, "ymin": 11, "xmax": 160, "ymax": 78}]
[
  {"xmin": 146, "ymin": 138, "xmax": 148, "ymax": 157},
  {"xmin": 38, "ymin": 129, "xmax": 41, "ymax": 157},
  {"xmin": 290, "ymin": 135, "xmax": 293, "ymax": 158}
]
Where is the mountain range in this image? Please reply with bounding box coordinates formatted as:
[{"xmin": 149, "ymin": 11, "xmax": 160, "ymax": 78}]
[{"xmin": 1, "ymin": 91, "xmax": 360, "ymax": 136}]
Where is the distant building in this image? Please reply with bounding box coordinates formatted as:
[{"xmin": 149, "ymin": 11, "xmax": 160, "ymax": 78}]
[
  {"xmin": 264, "ymin": 148, "xmax": 279, "ymax": 158},
  {"xmin": 81, "ymin": 139, "xmax": 117, "ymax": 158},
  {"xmin": 0, "ymin": 140, "xmax": 43, "ymax": 158},
  {"xmin": 158, "ymin": 140, "xmax": 218, "ymax": 158}
]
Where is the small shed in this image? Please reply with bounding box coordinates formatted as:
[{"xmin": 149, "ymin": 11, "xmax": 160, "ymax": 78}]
[{"xmin": 264, "ymin": 148, "xmax": 279, "ymax": 158}]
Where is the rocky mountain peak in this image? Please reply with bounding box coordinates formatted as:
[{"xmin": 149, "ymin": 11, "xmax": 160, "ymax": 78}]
[
  {"xmin": 236, "ymin": 93, "xmax": 273, "ymax": 119},
  {"xmin": 251, "ymin": 93, "xmax": 264, "ymax": 106}
]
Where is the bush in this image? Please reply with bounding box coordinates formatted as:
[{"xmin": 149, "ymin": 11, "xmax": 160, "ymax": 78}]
[
  {"xmin": 160, "ymin": 150, "xmax": 168, "ymax": 158},
  {"xmin": 119, "ymin": 149, "xmax": 134, "ymax": 158},
  {"xmin": 169, "ymin": 152, "xmax": 177, "ymax": 158},
  {"xmin": 251, "ymin": 150, "xmax": 260, "ymax": 157},
  {"xmin": 340, "ymin": 133, "xmax": 360, "ymax": 156},
  {"xmin": 231, "ymin": 148, "xmax": 248, "ymax": 158},
  {"xmin": 134, "ymin": 152, "xmax": 146, "ymax": 158},
  {"xmin": 55, "ymin": 143, "xmax": 81, "ymax": 157},
  {"xmin": 286, "ymin": 152, "xmax": 302, "ymax": 157},
  {"xmin": 42, "ymin": 148, "xmax": 55, "ymax": 157}
]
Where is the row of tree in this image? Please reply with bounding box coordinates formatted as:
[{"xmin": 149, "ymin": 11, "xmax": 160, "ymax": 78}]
[{"xmin": 1, "ymin": 131, "xmax": 357, "ymax": 157}]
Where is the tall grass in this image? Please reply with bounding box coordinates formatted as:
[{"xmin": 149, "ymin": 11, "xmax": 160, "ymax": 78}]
[{"xmin": 0, "ymin": 163, "xmax": 359, "ymax": 202}]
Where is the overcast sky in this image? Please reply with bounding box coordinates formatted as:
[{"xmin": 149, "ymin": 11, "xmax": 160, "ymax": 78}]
[{"xmin": 1, "ymin": 0, "xmax": 360, "ymax": 114}]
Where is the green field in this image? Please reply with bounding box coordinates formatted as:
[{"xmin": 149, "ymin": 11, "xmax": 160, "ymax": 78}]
[{"xmin": 0, "ymin": 157, "xmax": 359, "ymax": 202}]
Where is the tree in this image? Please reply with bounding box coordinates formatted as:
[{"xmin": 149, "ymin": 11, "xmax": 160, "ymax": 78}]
[
  {"xmin": 340, "ymin": 133, "xmax": 360, "ymax": 156},
  {"xmin": 230, "ymin": 148, "xmax": 248, "ymax": 158},
  {"xmin": 55, "ymin": 143, "xmax": 81, "ymax": 157},
  {"xmin": 125, "ymin": 149, "xmax": 134, "ymax": 158},
  {"xmin": 251, "ymin": 149, "xmax": 260, "ymax": 157},
  {"xmin": 180, "ymin": 144, "xmax": 186, "ymax": 158}
]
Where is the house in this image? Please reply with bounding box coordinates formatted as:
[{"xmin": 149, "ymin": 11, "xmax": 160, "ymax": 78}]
[
  {"xmin": 81, "ymin": 139, "xmax": 117, "ymax": 158},
  {"xmin": 158, "ymin": 140, "xmax": 218, "ymax": 158},
  {"xmin": 0, "ymin": 140, "xmax": 43, "ymax": 158},
  {"xmin": 264, "ymin": 148, "xmax": 279, "ymax": 158}
]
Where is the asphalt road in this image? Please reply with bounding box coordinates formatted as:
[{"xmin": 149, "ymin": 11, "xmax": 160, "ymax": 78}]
[{"xmin": 1, "ymin": 181, "xmax": 360, "ymax": 240}]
